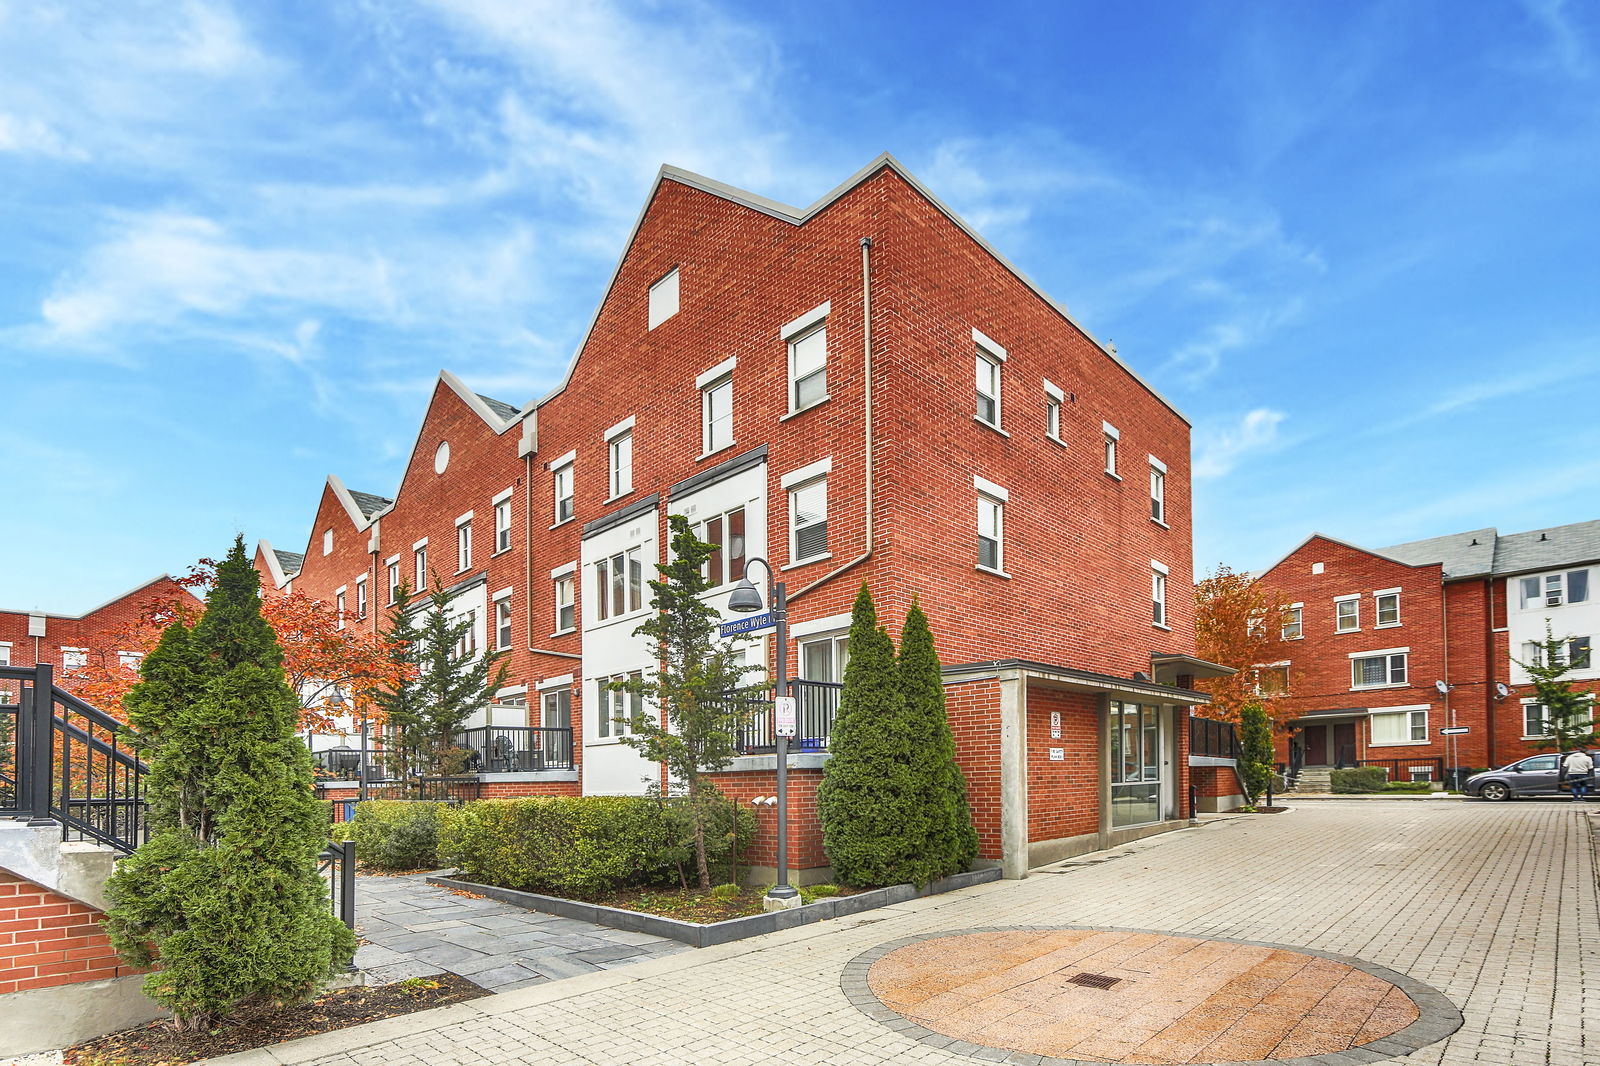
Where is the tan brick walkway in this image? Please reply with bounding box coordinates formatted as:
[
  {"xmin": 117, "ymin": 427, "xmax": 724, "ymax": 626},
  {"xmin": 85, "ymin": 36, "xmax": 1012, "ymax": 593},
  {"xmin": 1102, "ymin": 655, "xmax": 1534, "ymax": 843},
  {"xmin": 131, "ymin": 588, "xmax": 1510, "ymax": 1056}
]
[{"xmin": 206, "ymin": 801, "xmax": 1598, "ymax": 1066}]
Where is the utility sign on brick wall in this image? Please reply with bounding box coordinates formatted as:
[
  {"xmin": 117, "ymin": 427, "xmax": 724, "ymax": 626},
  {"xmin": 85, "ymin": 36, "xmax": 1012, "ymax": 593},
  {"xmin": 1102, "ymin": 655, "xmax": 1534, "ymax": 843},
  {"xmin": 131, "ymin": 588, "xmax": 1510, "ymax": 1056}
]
[
  {"xmin": 1049, "ymin": 748, "xmax": 1065, "ymax": 761},
  {"xmin": 1051, "ymin": 712, "xmax": 1061, "ymax": 739}
]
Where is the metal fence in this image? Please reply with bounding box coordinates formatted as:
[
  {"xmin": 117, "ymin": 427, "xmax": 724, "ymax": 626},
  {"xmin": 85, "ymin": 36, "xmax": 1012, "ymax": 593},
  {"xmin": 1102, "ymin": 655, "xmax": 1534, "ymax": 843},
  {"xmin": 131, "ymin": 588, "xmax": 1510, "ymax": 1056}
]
[
  {"xmin": 455, "ymin": 725, "xmax": 574, "ymax": 772},
  {"xmin": 1356, "ymin": 756, "xmax": 1446, "ymax": 783},
  {"xmin": 1189, "ymin": 715, "xmax": 1242, "ymax": 761},
  {"xmin": 317, "ymin": 839, "xmax": 357, "ymax": 930},
  {"xmin": 733, "ymin": 679, "xmax": 839, "ymax": 754}
]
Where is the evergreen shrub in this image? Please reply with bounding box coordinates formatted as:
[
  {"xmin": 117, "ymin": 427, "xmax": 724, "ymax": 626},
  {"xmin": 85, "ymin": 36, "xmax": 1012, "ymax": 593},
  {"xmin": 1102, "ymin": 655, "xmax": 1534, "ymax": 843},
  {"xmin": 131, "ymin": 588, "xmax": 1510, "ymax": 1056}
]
[
  {"xmin": 1330, "ymin": 767, "xmax": 1389, "ymax": 793},
  {"xmin": 351, "ymin": 801, "xmax": 446, "ymax": 870},
  {"xmin": 439, "ymin": 794, "xmax": 750, "ymax": 897}
]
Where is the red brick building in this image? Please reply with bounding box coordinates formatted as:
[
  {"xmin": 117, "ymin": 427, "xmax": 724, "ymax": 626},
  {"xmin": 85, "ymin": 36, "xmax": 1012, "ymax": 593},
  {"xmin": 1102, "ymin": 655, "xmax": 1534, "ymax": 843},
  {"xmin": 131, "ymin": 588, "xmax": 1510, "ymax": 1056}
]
[
  {"xmin": 1253, "ymin": 520, "xmax": 1600, "ymax": 786},
  {"xmin": 0, "ymin": 575, "xmax": 201, "ymax": 706},
  {"xmin": 259, "ymin": 156, "xmax": 1223, "ymax": 878}
]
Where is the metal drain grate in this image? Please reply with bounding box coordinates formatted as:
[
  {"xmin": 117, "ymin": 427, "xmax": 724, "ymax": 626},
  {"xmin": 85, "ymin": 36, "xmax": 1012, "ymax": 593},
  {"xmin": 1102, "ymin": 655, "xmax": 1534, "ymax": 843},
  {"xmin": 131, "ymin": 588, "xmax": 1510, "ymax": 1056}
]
[{"xmin": 1066, "ymin": 972, "xmax": 1122, "ymax": 990}]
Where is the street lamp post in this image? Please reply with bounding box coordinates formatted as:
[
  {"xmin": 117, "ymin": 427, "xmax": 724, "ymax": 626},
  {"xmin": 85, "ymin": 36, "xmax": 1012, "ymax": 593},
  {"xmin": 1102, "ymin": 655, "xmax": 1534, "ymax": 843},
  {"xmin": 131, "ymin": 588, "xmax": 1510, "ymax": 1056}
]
[{"xmin": 728, "ymin": 557, "xmax": 800, "ymax": 910}]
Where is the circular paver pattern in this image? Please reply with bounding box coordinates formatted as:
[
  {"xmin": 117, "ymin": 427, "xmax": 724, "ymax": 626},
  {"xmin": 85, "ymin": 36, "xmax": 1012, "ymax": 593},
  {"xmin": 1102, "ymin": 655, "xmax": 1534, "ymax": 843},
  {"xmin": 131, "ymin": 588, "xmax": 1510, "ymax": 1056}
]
[{"xmin": 841, "ymin": 926, "xmax": 1463, "ymax": 1066}]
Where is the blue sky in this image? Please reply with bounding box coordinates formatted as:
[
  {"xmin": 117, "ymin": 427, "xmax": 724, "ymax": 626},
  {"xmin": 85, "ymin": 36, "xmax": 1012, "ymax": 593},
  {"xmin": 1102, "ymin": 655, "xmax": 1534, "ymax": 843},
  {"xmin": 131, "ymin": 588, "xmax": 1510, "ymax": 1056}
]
[{"xmin": 3, "ymin": 0, "xmax": 1597, "ymax": 612}]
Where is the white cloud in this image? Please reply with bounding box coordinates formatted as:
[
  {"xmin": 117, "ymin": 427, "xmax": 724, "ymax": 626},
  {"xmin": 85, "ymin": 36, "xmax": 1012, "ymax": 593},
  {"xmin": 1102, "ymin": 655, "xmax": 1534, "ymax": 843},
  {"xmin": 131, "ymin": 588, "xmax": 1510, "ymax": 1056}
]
[
  {"xmin": 1193, "ymin": 408, "xmax": 1286, "ymax": 480},
  {"xmin": 0, "ymin": 112, "xmax": 85, "ymax": 159},
  {"xmin": 1518, "ymin": 0, "xmax": 1594, "ymax": 80}
]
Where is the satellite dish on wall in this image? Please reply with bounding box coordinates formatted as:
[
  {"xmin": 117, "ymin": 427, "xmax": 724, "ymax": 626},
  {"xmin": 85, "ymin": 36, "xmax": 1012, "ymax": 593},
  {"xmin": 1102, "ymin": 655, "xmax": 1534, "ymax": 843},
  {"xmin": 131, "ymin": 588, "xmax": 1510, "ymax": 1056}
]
[
  {"xmin": 1496, "ymin": 682, "xmax": 1510, "ymax": 699},
  {"xmin": 1434, "ymin": 680, "xmax": 1452, "ymax": 695}
]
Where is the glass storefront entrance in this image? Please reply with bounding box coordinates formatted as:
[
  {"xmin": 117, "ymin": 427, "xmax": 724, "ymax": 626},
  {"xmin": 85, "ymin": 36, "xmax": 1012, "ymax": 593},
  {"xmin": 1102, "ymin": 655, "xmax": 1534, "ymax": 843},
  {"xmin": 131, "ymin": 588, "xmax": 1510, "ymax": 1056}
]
[{"xmin": 1110, "ymin": 701, "xmax": 1165, "ymax": 828}]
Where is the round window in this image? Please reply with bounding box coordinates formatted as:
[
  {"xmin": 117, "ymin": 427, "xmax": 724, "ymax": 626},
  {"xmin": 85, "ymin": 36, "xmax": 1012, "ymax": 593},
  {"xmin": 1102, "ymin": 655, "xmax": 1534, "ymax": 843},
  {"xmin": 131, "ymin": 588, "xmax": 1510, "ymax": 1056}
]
[{"xmin": 434, "ymin": 440, "xmax": 450, "ymax": 474}]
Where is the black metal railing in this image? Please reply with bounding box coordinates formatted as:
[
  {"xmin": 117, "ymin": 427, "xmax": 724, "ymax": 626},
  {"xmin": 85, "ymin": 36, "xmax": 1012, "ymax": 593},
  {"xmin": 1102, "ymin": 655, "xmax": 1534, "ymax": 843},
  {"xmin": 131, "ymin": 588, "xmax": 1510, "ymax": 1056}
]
[
  {"xmin": 318, "ymin": 839, "xmax": 357, "ymax": 930},
  {"xmin": 454, "ymin": 726, "xmax": 574, "ymax": 772},
  {"xmin": 361, "ymin": 776, "xmax": 483, "ymax": 803},
  {"xmin": 1, "ymin": 663, "xmax": 148, "ymax": 853},
  {"xmin": 1189, "ymin": 715, "xmax": 1242, "ymax": 761},
  {"xmin": 1356, "ymin": 756, "xmax": 1445, "ymax": 783},
  {"xmin": 734, "ymin": 679, "xmax": 839, "ymax": 754}
]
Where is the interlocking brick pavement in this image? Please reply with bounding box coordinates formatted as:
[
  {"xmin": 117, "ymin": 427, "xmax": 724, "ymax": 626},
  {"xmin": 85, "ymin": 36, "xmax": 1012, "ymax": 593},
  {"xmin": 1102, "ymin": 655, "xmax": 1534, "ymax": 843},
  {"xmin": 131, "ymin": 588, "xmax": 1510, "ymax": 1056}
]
[{"xmin": 207, "ymin": 801, "xmax": 1598, "ymax": 1066}]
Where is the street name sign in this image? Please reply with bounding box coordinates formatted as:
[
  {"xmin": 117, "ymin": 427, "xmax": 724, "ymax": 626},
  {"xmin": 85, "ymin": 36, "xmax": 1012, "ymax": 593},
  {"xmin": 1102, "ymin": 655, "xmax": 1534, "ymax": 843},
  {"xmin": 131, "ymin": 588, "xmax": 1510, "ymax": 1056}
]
[
  {"xmin": 774, "ymin": 696, "xmax": 797, "ymax": 738},
  {"xmin": 718, "ymin": 612, "xmax": 774, "ymax": 637}
]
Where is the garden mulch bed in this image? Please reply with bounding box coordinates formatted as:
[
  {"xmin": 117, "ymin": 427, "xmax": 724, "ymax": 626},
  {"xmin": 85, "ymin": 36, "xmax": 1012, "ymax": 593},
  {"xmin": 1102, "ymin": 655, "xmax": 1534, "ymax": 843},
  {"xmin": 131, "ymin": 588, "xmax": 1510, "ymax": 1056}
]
[
  {"xmin": 64, "ymin": 974, "xmax": 487, "ymax": 1066},
  {"xmin": 1225, "ymin": 805, "xmax": 1289, "ymax": 813},
  {"xmin": 585, "ymin": 884, "xmax": 862, "ymax": 924}
]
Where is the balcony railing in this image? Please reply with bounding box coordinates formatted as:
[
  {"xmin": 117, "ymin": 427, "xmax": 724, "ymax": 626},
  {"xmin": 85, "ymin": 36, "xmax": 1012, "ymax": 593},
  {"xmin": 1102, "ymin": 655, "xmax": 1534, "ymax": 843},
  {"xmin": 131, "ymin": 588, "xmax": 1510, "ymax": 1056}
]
[
  {"xmin": 1189, "ymin": 715, "xmax": 1242, "ymax": 761},
  {"xmin": 455, "ymin": 726, "xmax": 575, "ymax": 773},
  {"xmin": 733, "ymin": 679, "xmax": 840, "ymax": 755}
]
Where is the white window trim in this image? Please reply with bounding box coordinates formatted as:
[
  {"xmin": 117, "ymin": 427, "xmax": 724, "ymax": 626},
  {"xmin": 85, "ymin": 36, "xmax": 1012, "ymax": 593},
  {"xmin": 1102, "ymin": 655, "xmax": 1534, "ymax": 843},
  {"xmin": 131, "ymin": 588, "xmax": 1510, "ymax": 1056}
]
[
  {"xmin": 455, "ymin": 511, "xmax": 474, "ymax": 527},
  {"xmin": 1102, "ymin": 421, "xmax": 1120, "ymax": 440},
  {"xmin": 492, "ymin": 486, "xmax": 514, "ymax": 506},
  {"xmin": 1103, "ymin": 423, "xmax": 1121, "ymax": 479},
  {"xmin": 695, "ymin": 357, "xmax": 737, "ymax": 390},
  {"xmin": 1335, "ymin": 593, "xmax": 1361, "ymax": 632},
  {"xmin": 1147, "ymin": 455, "xmax": 1167, "ymax": 474},
  {"xmin": 1152, "ymin": 562, "xmax": 1171, "ymax": 631},
  {"xmin": 1043, "ymin": 380, "xmax": 1067, "ymax": 447},
  {"xmin": 537, "ymin": 673, "xmax": 575, "ymax": 691},
  {"xmin": 550, "ymin": 561, "xmax": 577, "ymax": 579},
  {"xmin": 1367, "ymin": 704, "xmax": 1431, "ymax": 747},
  {"xmin": 972, "ymin": 473, "xmax": 1009, "ymax": 502},
  {"xmin": 412, "ymin": 537, "xmax": 428, "ymax": 551},
  {"xmin": 385, "ymin": 554, "xmax": 400, "ymax": 567},
  {"xmin": 648, "ymin": 267, "xmax": 679, "ymax": 330},
  {"xmin": 972, "ymin": 327, "xmax": 1008, "ymax": 361},
  {"xmin": 1349, "ymin": 646, "xmax": 1410, "ymax": 690},
  {"xmin": 1043, "ymin": 379, "xmax": 1064, "ymax": 402},
  {"xmin": 1283, "ymin": 602, "xmax": 1305, "ymax": 640},
  {"xmin": 492, "ymin": 586, "xmax": 514, "ymax": 602},
  {"xmin": 781, "ymin": 457, "xmax": 833, "ymax": 491},
  {"xmin": 604, "ymin": 416, "xmax": 636, "ymax": 443},
  {"xmin": 1151, "ymin": 559, "xmax": 1170, "ymax": 575},
  {"xmin": 1347, "ymin": 645, "xmax": 1411, "ymax": 659},
  {"xmin": 699, "ymin": 372, "xmax": 735, "ymax": 458},
  {"xmin": 551, "ymin": 449, "xmax": 577, "ymax": 469},
  {"xmin": 790, "ymin": 612, "xmax": 852, "ymax": 639},
  {"xmin": 1374, "ymin": 587, "xmax": 1402, "ymax": 628},
  {"xmin": 781, "ymin": 300, "xmax": 830, "ymax": 340},
  {"xmin": 551, "ymin": 454, "xmax": 576, "ymax": 528}
]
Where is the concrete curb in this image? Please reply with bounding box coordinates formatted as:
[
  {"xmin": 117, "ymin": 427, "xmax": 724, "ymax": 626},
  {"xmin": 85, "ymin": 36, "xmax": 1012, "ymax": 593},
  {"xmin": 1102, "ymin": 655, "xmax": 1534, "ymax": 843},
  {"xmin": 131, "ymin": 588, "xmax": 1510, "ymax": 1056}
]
[
  {"xmin": 427, "ymin": 866, "xmax": 1003, "ymax": 948},
  {"xmin": 838, "ymin": 925, "xmax": 1465, "ymax": 1066}
]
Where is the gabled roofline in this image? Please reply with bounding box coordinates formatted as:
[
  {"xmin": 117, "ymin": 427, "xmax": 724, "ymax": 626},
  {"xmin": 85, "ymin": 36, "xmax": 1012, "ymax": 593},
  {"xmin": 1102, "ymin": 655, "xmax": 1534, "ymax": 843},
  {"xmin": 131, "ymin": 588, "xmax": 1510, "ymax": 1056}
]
[
  {"xmin": 327, "ymin": 474, "xmax": 380, "ymax": 531},
  {"xmin": 1253, "ymin": 532, "xmax": 1429, "ymax": 582},
  {"xmin": 256, "ymin": 538, "xmax": 298, "ymax": 589},
  {"xmin": 0, "ymin": 574, "xmax": 202, "ymax": 620},
  {"xmin": 521, "ymin": 153, "xmax": 1190, "ymax": 427}
]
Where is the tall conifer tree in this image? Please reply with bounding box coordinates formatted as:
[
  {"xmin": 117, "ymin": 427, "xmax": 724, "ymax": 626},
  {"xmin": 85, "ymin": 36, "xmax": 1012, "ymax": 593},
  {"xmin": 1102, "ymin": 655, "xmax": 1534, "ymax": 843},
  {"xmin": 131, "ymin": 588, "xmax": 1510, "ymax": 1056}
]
[
  {"xmin": 817, "ymin": 583, "xmax": 924, "ymax": 886},
  {"xmin": 104, "ymin": 537, "xmax": 355, "ymax": 1029},
  {"xmin": 899, "ymin": 599, "xmax": 978, "ymax": 882}
]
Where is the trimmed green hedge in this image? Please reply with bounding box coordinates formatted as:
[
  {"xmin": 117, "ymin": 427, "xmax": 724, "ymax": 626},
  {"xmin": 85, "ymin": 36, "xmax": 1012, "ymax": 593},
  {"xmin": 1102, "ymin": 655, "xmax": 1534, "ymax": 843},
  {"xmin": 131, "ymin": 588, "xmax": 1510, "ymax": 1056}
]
[
  {"xmin": 351, "ymin": 801, "xmax": 446, "ymax": 870},
  {"xmin": 1330, "ymin": 767, "xmax": 1389, "ymax": 793},
  {"xmin": 439, "ymin": 794, "xmax": 752, "ymax": 897}
]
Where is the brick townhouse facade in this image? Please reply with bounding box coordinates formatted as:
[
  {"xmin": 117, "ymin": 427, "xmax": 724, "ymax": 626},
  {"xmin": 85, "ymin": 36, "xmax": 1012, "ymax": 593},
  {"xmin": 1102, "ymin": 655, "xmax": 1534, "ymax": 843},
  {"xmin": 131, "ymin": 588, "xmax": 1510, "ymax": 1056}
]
[
  {"xmin": 0, "ymin": 575, "xmax": 201, "ymax": 706},
  {"xmin": 1253, "ymin": 520, "xmax": 1600, "ymax": 784},
  {"xmin": 257, "ymin": 155, "xmax": 1226, "ymax": 880}
]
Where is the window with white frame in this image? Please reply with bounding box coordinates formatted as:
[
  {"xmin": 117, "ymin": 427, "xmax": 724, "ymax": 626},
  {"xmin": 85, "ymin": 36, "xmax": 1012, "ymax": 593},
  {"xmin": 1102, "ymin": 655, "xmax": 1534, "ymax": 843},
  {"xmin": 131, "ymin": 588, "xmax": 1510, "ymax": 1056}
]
[
  {"xmin": 799, "ymin": 632, "xmax": 850, "ymax": 683},
  {"xmin": 62, "ymin": 647, "xmax": 86, "ymax": 673},
  {"xmin": 118, "ymin": 651, "xmax": 143, "ymax": 673},
  {"xmin": 1149, "ymin": 457, "xmax": 1166, "ymax": 524},
  {"xmin": 553, "ymin": 459, "xmax": 575, "ymax": 524},
  {"xmin": 355, "ymin": 577, "xmax": 368, "ymax": 620},
  {"xmin": 495, "ymin": 594, "xmax": 513, "ymax": 651},
  {"xmin": 1375, "ymin": 589, "xmax": 1400, "ymax": 627},
  {"xmin": 0, "ymin": 643, "xmax": 10, "ymax": 667},
  {"xmin": 414, "ymin": 540, "xmax": 428, "ymax": 591},
  {"xmin": 1103, "ymin": 423, "xmax": 1119, "ymax": 476},
  {"xmin": 1523, "ymin": 701, "xmax": 1553, "ymax": 738},
  {"xmin": 702, "ymin": 373, "xmax": 733, "ymax": 454},
  {"xmin": 1351, "ymin": 649, "xmax": 1408, "ymax": 689},
  {"xmin": 788, "ymin": 320, "xmax": 827, "ymax": 412},
  {"xmin": 456, "ymin": 515, "xmax": 473, "ymax": 572},
  {"xmin": 1283, "ymin": 604, "xmax": 1303, "ymax": 640},
  {"xmin": 607, "ymin": 429, "xmax": 633, "ymax": 498},
  {"xmin": 696, "ymin": 506, "xmax": 748, "ymax": 586},
  {"xmin": 541, "ymin": 685, "xmax": 570, "ymax": 730},
  {"xmin": 976, "ymin": 349, "xmax": 1001, "ymax": 426},
  {"xmin": 975, "ymin": 479, "xmax": 1006, "ymax": 573},
  {"xmin": 494, "ymin": 490, "xmax": 513, "ymax": 553},
  {"xmin": 335, "ymin": 589, "xmax": 347, "ymax": 629},
  {"xmin": 455, "ymin": 609, "xmax": 478, "ymax": 658},
  {"xmin": 386, "ymin": 558, "xmax": 400, "ymax": 604},
  {"xmin": 322, "ymin": 529, "xmax": 333, "ymax": 555},
  {"xmin": 1335, "ymin": 595, "xmax": 1360, "ymax": 632},
  {"xmin": 1520, "ymin": 569, "xmax": 1591, "ymax": 608},
  {"xmin": 1255, "ymin": 663, "xmax": 1290, "ymax": 696},
  {"xmin": 1152, "ymin": 562, "xmax": 1169, "ymax": 627},
  {"xmin": 595, "ymin": 547, "xmax": 645, "ymax": 621},
  {"xmin": 790, "ymin": 480, "xmax": 828, "ymax": 563},
  {"xmin": 554, "ymin": 570, "xmax": 576, "ymax": 633},
  {"xmin": 1570, "ymin": 636, "xmax": 1593, "ymax": 669},
  {"xmin": 1044, "ymin": 380, "xmax": 1064, "ymax": 443},
  {"xmin": 598, "ymin": 672, "xmax": 644, "ymax": 738},
  {"xmin": 1370, "ymin": 707, "xmax": 1427, "ymax": 745},
  {"xmin": 648, "ymin": 267, "xmax": 679, "ymax": 329}
]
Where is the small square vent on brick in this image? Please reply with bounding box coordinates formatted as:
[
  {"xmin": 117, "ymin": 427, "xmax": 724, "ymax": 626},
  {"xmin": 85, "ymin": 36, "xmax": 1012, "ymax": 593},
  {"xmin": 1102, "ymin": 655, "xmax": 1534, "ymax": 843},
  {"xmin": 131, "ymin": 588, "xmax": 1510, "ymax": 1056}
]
[{"xmin": 1066, "ymin": 972, "xmax": 1122, "ymax": 990}]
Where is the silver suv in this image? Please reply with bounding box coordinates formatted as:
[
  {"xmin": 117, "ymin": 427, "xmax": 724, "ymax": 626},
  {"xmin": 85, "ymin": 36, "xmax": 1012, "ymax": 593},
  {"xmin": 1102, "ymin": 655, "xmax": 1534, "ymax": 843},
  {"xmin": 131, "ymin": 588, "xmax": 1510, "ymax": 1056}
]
[{"xmin": 1466, "ymin": 751, "xmax": 1599, "ymax": 800}]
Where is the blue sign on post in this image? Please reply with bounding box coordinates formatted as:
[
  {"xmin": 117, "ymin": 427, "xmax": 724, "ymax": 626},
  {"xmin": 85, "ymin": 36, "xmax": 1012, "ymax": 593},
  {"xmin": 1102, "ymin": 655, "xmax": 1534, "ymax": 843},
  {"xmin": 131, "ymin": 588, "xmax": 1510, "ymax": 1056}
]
[{"xmin": 719, "ymin": 612, "xmax": 774, "ymax": 638}]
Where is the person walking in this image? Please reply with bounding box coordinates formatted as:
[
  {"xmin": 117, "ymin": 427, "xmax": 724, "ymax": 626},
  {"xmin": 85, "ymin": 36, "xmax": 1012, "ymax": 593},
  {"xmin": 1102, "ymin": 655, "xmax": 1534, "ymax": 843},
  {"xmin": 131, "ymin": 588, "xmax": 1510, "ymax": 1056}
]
[{"xmin": 1562, "ymin": 748, "xmax": 1594, "ymax": 802}]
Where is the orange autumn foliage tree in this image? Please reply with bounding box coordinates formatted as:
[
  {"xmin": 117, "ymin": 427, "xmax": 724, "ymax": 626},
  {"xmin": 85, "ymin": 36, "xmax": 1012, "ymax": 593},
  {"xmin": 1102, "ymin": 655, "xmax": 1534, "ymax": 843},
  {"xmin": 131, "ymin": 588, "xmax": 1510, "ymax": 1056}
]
[
  {"xmin": 1193, "ymin": 564, "xmax": 1295, "ymax": 725},
  {"xmin": 67, "ymin": 561, "xmax": 409, "ymax": 735}
]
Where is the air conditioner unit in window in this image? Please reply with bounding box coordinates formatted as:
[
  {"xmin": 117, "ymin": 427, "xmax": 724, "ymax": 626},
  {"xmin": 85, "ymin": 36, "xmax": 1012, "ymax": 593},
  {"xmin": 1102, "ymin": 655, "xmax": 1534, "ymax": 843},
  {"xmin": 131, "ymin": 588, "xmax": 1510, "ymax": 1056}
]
[{"xmin": 1547, "ymin": 594, "xmax": 1564, "ymax": 607}]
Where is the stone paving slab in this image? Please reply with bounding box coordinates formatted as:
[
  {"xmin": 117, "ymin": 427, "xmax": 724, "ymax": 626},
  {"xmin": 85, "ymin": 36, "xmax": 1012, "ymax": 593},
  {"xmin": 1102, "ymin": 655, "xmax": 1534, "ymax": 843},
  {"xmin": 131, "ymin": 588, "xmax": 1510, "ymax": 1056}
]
[
  {"xmin": 210, "ymin": 801, "xmax": 1596, "ymax": 1065},
  {"xmin": 351, "ymin": 872, "xmax": 688, "ymax": 992}
]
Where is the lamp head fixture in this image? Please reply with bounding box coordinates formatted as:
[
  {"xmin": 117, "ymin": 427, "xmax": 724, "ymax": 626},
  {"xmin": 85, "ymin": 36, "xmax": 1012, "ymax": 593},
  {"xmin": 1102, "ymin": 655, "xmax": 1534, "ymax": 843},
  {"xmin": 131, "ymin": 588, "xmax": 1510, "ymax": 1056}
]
[{"xmin": 728, "ymin": 578, "xmax": 764, "ymax": 613}]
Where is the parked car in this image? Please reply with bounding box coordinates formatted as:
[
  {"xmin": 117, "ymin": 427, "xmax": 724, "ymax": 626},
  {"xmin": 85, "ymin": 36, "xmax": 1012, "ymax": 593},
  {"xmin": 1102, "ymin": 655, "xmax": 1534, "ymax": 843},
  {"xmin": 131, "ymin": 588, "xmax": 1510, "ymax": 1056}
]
[{"xmin": 1465, "ymin": 751, "xmax": 1600, "ymax": 800}]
